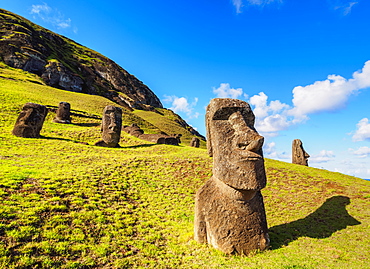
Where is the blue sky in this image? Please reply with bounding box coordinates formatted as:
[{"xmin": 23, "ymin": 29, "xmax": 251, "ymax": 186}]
[{"xmin": 2, "ymin": 0, "xmax": 370, "ymax": 178}]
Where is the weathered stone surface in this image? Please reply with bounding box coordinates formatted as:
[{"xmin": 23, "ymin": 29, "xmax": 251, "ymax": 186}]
[
  {"xmin": 190, "ymin": 137, "xmax": 200, "ymax": 148},
  {"xmin": 195, "ymin": 98, "xmax": 269, "ymax": 255},
  {"xmin": 12, "ymin": 102, "xmax": 48, "ymax": 138},
  {"xmin": 95, "ymin": 105, "xmax": 122, "ymax": 148},
  {"xmin": 123, "ymin": 124, "xmax": 179, "ymax": 145},
  {"xmin": 292, "ymin": 139, "xmax": 310, "ymax": 166},
  {"xmin": 53, "ymin": 102, "xmax": 72, "ymax": 124}
]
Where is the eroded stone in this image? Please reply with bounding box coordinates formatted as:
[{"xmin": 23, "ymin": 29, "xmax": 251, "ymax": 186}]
[
  {"xmin": 12, "ymin": 102, "xmax": 48, "ymax": 138},
  {"xmin": 194, "ymin": 98, "xmax": 269, "ymax": 255}
]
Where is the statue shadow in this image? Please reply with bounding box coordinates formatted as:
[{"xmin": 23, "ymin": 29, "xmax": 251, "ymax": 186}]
[
  {"xmin": 268, "ymin": 195, "xmax": 361, "ymax": 249},
  {"xmin": 73, "ymin": 122, "xmax": 101, "ymax": 127},
  {"xmin": 122, "ymin": 144, "xmax": 158, "ymax": 149}
]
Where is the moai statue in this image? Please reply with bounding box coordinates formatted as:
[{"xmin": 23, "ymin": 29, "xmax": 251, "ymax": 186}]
[
  {"xmin": 12, "ymin": 102, "xmax": 48, "ymax": 138},
  {"xmin": 53, "ymin": 102, "xmax": 72, "ymax": 124},
  {"xmin": 95, "ymin": 105, "xmax": 122, "ymax": 147},
  {"xmin": 292, "ymin": 139, "xmax": 310, "ymax": 166},
  {"xmin": 190, "ymin": 137, "xmax": 200, "ymax": 148},
  {"xmin": 194, "ymin": 98, "xmax": 269, "ymax": 255}
]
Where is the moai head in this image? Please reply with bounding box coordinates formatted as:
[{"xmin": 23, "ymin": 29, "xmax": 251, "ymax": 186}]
[
  {"xmin": 53, "ymin": 102, "xmax": 71, "ymax": 124},
  {"xmin": 292, "ymin": 139, "xmax": 310, "ymax": 166},
  {"xmin": 100, "ymin": 105, "xmax": 122, "ymax": 147},
  {"xmin": 12, "ymin": 102, "xmax": 48, "ymax": 138},
  {"xmin": 190, "ymin": 137, "xmax": 200, "ymax": 148},
  {"xmin": 206, "ymin": 98, "xmax": 266, "ymax": 190}
]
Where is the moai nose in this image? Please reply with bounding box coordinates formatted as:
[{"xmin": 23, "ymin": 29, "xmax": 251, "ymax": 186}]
[{"xmin": 246, "ymin": 136, "xmax": 264, "ymax": 153}]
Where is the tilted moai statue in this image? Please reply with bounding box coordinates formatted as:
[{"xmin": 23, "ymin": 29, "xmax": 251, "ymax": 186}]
[
  {"xmin": 53, "ymin": 102, "xmax": 72, "ymax": 124},
  {"xmin": 95, "ymin": 105, "xmax": 122, "ymax": 148},
  {"xmin": 190, "ymin": 137, "xmax": 200, "ymax": 148},
  {"xmin": 292, "ymin": 139, "xmax": 310, "ymax": 166},
  {"xmin": 12, "ymin": 102, "xmax": 48, "ymax": 138},
  {"xmin": 194, "ymin": 98, "xmax": 269, "ymax": 255}
]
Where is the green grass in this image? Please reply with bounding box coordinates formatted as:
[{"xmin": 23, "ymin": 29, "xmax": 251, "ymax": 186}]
[{"xmin": 0, "ymin": 63, "xmax": 369, "ymax": 268}]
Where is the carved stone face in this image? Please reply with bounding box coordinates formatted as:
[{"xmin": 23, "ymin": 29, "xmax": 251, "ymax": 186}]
[
  {"xmin": 54, "ymin": 102, "xmax": 71, "ymax": 123},
  {"xmin": 206, "ymin": 98, "xmax": 266, "ymax": 190},
  {"xmin": 12, "ymin": 102, "xmax": 48, "ymax": 138},
  {"xmin": 292, "ymin": 139, "xmax": 310, "ymax": 166},
  {"xmin": 101, "ymin": 105, "xmax": 122, "ymax": 146}
]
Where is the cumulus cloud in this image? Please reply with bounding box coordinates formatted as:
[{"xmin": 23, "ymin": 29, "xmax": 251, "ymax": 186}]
[
  {"xmin": 349, "ymin": 146, "xmax": 370, "ymax": 158},
  {"xmin": 30, "ymin": 3, "xmax": 73, "ymax": 29},
  {"xmin": 245, "ymin": 60, "xmax": 370, "ymax": 136},
  {"xmin": 213, "ymin": 83, "xmax": 244, "ymax": 99},
  {"xmin": 352, "ymin": 118, "xmax": 370, "ymax": 142},
  {"xmin": 310, "ymin": 150, "xmax": 335, "ymax": 163},
  {"xmin": 263, "ymin": 142, "xmax": 290, "ymax": 159},
  {"xmin": 163, "ymin": 95, "xmax": 199, "ymax": 119}
]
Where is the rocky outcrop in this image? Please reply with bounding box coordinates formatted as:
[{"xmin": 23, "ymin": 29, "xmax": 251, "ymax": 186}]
[{"xmin": 0, "ymin": 9, "xmax": 162, "ymax": 110}]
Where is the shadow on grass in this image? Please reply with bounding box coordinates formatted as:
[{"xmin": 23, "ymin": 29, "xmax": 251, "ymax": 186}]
[
  {"xmin": 122, "ymin": 144, "xmax": 158, "ymax": 149},
  {"xmin": 73, "ymin": 122, "xmax": 101, "ymax": 127},
  {"xmin": 269, "ymin": 195, "xmax": 361, "ymax": 249}
]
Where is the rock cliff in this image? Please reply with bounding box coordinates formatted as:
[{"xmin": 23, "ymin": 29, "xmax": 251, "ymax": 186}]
[{"xmin": 0, "ymin": 8, "xmax": 162, "ymax": 110}]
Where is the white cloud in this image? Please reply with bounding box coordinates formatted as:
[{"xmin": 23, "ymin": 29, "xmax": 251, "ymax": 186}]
[
  {"xmin": 332, "ymin": 1, "xmax": 358, "ymax": 15},
  {"xmin": 310, "ymin": 150, "xmax": 335, "ymax": 163},
  {"xmin": 263, "ymin": 142, "xmax": 290, "ymax": 159},
  {"xmin": 213, "ymin": 83, "xmax": 243, "ymax": 99},
  {"xmin": 352, "ymin": 118, "xmax": 370, "ymax": 142},
  {"xmin": 163, "ymin": 95, "xmax": 199, "ymax": 119},
  {"xmin": 30, "ymin": 3, "xmax": 73, "ymax": 30},
  {"xmin": 232, "ymin": 0, "xmax": 243, "ymax": 13},
  {"xmin": 244, "ymin": 60, "xmax": 370, "ymax": 136},
  {"xmin": 349, "ymin": 146, "xmax": 370, "ymax": 158},
  {"xmin": 231, "ymin": 0, "xmax": 282, "ymax": 13}
]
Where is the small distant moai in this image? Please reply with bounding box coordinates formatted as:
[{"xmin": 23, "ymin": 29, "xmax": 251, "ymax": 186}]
[
  {"xmin": 53, "ymin": 102, "xmax": 72, "ymax": 124},
  {"xmin": 95, "ymin": 105, "xmax": 122, "ymax": 148},
  {"xmin": 190, "ymin": 137, "xmax": 200, "ymax": 148},
  {"xmin": 12, "ymin": 102, "xmax": 48, "ymax": 138},
  {"xmin": 292, "ymin": 139, "xmax": 310, "ymax": 166},
  {"xmin": 194, "ymin": 98, "xmax": 269, "ymax": 255}
]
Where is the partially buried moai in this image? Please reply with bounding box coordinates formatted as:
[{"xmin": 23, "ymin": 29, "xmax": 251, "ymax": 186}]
[
  {"xmin": 292, "ymin": 139, "xmax": 310, "ymax": 166},
  {"xmin": 194, "ymin": 98, "xmax": 269, "ymax": 255},
  {"xmin": 53, "ymin": 102, "xmax": 72, "ymax": 124},
  {"xmin": 190, "ymin": 137, "xmax": 200, "ymax": 148},
  {"xmin": 95, "ymin": 105, "xmax": 122, "ymax": 148},
  {"xmin": 12, "ymin": 102, "xmax": 48, "ymax": 138}
]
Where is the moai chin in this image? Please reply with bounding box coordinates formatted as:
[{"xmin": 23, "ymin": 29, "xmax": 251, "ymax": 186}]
[
  {"xmin": 95, "ymin": 105, "xmax": 122, "ymax": 148},
  {"xmin": 292, "ymin": 139, "xmax": 310, "ymax": 166},
  {"xmin": 12, "ymin": 102, "xmax": 48, "ymax": 138},
  {"xmin": 190, "ymin": 137, "xmax": 200, "ymax": 148},
  {"xmin": 53, "ymin": 102, "xmax": 72, "ymax": 124},
  {"xmin": 194, "ymin": 98, "xmax": 269, "ymax": 255}
]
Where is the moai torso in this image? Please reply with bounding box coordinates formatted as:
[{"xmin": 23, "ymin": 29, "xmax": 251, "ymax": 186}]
[
  {"xmin": 190, "ymin": 137, "xmax": 200, "ymax": 148},
  {"xmin": 292, "ymin": 139, "xmax": 310, "ymax": 166},
  {"xmin": 12, "ymin": 102, "xmax": 48, "ymax": 138},
  {"xmin": 194, "ymin": 98, "xmax": 269, "ymax": 255},
  {"xmin": 95, "ymin": 105, "xmax": 122, "ymax": 148},
  {"xmin": 53, "ymin": 102, "xmax": 72, "ymax": 124}
]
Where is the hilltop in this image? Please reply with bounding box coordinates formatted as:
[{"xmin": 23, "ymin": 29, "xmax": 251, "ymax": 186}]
[
  {"xmin": 1, "ymin": 57, "xmax": 369, "ymax": 268},
  {"xmin": 0, "ymin": 8, "xmax": 204, "ymax": 141}
]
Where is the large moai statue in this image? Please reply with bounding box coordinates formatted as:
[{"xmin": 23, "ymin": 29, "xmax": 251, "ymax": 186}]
[
  {"xmin": 53, "ymin": 102, "xmax": 72, "ymax": 124},
  {"xmin": 292, "ymin": 139, "xmax": 310, "ymax": 166},
  {"xmin": 190, "ymin": 137, "xmax": 200, "ymax": 148},
  {"xmin": 194, "ymin": 98, "xmax": 269, "ymax": 255},
  {"xmin": 95, "ymin": 105, "xmax": 122, "ymax": 148},
  {"xmin": 12, "ymin": 102, "xmax": 48, "ymax": 138}
]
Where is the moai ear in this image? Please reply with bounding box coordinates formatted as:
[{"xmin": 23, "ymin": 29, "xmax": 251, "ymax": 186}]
[{"xmin": 206, "ymin": 107, "xmax": 213, "ymax": 157}]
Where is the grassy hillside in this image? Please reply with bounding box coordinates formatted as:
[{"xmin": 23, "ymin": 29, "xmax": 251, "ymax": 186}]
[{"xmin": 0, "ymin": 63, "xmax": 369, "ymax": 268}]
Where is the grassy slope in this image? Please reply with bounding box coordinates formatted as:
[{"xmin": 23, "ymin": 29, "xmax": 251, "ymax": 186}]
[{"xmin": 0, "ymin": 64, "xmax": 369, "ymax": 268}]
